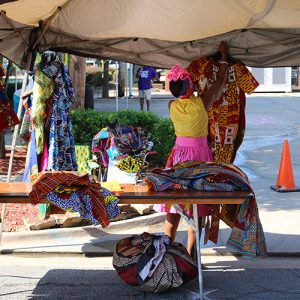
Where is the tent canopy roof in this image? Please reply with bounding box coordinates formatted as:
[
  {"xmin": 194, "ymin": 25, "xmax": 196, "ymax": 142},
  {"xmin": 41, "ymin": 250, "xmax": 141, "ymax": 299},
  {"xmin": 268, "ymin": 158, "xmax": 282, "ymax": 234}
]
[{"xmin": 1, "ymin": 0, "xmax": 300, "ymax": 68}]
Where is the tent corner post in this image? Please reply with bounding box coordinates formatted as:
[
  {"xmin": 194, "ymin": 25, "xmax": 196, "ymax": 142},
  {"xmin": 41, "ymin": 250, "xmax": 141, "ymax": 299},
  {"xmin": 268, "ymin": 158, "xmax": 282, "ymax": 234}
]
[{"xmin": 0, "ymin": 51, "xmax": 34, "ymax": 249}]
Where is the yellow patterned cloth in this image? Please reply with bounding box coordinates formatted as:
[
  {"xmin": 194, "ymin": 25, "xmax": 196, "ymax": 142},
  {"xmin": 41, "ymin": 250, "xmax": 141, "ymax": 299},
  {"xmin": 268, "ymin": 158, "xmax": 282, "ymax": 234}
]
[
  {"xmin": 170, "ymin": 97, "xmax": 208, "ymax": 137},
  {"xmin": 116, "ymin": 154, "xmax": 149, "ymax": 173},
  {"xmin": 75, "ymin": 145, "xmax": 91, "ymax": 174},
  {"xmin": 188, "ymin": 57, "xmax": 259, "ymax": 163},
  {"xmin": 31, "ymin": 65, "xmax": 54, "ymax": 154}
]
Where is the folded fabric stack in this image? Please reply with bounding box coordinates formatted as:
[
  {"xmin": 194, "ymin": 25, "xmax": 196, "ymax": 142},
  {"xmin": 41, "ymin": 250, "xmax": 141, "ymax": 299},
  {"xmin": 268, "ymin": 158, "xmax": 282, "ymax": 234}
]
[
  {"xmin": 145, "ymin": 160, "xmax": 267, "ymax": 259},
  {"xmin": 29, "ymin": 171, "xmax": 120, "ymax": 228}
]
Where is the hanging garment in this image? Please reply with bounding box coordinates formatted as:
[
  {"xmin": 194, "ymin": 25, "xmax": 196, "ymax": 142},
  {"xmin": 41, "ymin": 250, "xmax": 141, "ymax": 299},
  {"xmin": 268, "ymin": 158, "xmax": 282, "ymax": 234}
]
[
  {"xmin": 23, "ymin": 130, "xmax": 39, "ymax": 182},
  {"xmin": 39, "ymin": 61, "xmax": 77, "ymax": 171},
  {"xmin": 145, "ymin": 161, "xmax": 267, "ymax": 258},
  {"xmin": 30, "ymin": 64, "xmax": 54, "ymax": 154},
  {"xmin": 188, "ymin": 57, "xmax": 259, "ymax": 163}
]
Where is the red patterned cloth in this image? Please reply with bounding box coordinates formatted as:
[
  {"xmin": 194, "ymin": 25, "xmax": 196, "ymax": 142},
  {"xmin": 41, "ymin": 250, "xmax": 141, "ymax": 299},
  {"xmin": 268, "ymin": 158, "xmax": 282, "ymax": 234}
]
[
  {"xmin": 113, "ymin": 232, "xmax": 197, "ymax": 292},
  {"xmin": 29, "ymin": 171, "xmax": 110, "ymax": 228},
  {"xmin": 188, "ymin": 57, "xmax": 259, "ymax": 163},
  {"xmin": 0, "ymin": 92, "xmax": 20, "ymax": 133}
]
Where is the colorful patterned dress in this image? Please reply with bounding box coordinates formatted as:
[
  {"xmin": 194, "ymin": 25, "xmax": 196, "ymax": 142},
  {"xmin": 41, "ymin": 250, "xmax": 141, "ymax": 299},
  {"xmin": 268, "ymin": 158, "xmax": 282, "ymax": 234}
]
[{"xmin": 188, "ymin": 57, "xmax": 259, "ymax": 163}]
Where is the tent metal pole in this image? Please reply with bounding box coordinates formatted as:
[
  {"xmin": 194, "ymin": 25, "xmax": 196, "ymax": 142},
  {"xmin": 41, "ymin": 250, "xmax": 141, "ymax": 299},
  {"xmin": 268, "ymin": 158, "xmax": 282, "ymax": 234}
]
[
  {"xmin": 129, "ymin": 64, "xmax": 133, "ymax": 98},
  {"xmin": 115, "ymin": 61, "xmax": 119, "ymax": 112},
  {"xmin": 125, "ymin": 63, "xmax": 128, "ymax": 109},
  {"xmin": 0, "ymin": 52, "xmax": 32, "ymax": 249},
  {"xmin": 15, "ymin": 65, "xmax": 18, "ymax": 92},
  {"xmin": 193, "ymin": 204, "xmax": 203, "ymax": 300}
]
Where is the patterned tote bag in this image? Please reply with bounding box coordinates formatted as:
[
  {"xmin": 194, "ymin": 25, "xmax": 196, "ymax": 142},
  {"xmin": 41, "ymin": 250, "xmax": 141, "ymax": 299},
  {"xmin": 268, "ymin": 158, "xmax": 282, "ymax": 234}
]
[{"xmin": 113, "ymin": 232, "xmax": 198, "ymax": 293}]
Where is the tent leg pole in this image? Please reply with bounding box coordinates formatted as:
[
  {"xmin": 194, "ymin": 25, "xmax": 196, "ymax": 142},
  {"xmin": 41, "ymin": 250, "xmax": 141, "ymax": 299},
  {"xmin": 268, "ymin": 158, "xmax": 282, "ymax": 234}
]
[
  {"xmin": 115, "ymin": 61, "xmax": 119, "ymax": 112},
  {"xmin": 0, "ymin": 53, "xmax": 32, "ymax": 251},
  {"xmin": 125, "ymin": 63, "xmax": 128, "ymax": 109},
  {"xmin": 193, "ymin": 204, "xmax": 203, "ymax": 300}
]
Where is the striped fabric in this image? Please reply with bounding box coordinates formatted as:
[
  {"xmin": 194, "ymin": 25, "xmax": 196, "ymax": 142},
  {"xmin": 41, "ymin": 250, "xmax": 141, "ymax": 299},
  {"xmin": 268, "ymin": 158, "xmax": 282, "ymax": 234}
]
[
  {"xmin": 145, "ymin": 161, "xmax": 267, "ymax": 258},
  {"xmin": 29, "ymin": 171, "xmax": 110, "ymax": 228}
]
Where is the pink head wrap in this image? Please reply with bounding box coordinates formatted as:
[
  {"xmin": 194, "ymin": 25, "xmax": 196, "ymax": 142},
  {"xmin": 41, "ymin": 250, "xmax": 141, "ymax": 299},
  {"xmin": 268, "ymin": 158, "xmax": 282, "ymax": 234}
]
[
  {"xmin": 167, "ymin": 64, "xmax": 190, "ymax": 81},
  {"xmin": 167, "ymin": 64, "xmax": 194, "ymax": 99}
]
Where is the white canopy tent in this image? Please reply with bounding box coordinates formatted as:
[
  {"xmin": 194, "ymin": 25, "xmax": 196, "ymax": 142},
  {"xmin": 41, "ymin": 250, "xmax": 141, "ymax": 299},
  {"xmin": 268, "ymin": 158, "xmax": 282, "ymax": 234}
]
[
  {"xmin": 1, "ymin": 0, "xmax": 300, "ymax": 69},
  {"xmin": 1, "ymin": 1, "xmax": 300, "ymax": 298}
]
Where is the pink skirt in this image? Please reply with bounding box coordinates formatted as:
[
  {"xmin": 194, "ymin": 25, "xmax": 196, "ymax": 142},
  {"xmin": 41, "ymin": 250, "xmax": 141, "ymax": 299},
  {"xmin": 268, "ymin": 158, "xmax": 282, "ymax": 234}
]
[{"xmin": 153, "ymin": 136, "xmax": 213, "ymax": 217}]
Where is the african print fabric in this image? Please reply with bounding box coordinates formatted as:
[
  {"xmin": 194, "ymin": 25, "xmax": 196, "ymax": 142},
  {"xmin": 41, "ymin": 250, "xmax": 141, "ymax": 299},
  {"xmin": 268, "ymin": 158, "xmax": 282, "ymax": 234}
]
[
  {"xmin": 31, "ymin": 64, "xmax": 54, "ymax": 154},
  {"xmin": 43, "ymin": 62, "xmax": 77, "ymax": 171},
  {"xmin": 26, "ymin": 61, "xmax": 77, "ymax": 173},
  {"xmin": 113, "ymin": 232, "xmax": 197, "ymax": 293},
  {"xmin": 145, "ymin": 161, "xmax": 267, "ymax": 258},
  {"xmin": 23, "ymin": 130, "xmax": 39, "ymax": 182},
  {"xmin": 29, "ymin": 171, "xmax": 120, "ymax": 228},
  {"xmin": 75, "ymin": 145, "xmax": 91, "ymax": 174},
  {"xmin": 188, "ymin": 57, "xmax": 259, "ymax": 163}
]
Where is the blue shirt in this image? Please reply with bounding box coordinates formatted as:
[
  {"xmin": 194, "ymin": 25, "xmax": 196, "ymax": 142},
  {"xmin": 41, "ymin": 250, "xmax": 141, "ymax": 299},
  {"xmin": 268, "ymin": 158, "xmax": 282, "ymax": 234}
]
[{"xmin": 136, "ymin": 67, "xmax": 158, "ymax": 90}]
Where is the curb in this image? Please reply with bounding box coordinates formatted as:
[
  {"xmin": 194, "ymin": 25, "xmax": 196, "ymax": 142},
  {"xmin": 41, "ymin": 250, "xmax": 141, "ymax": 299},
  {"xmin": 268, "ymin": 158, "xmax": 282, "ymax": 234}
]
[{"xmin": 1, "ymin": 212, "xmax": 166, "ymax": 240}]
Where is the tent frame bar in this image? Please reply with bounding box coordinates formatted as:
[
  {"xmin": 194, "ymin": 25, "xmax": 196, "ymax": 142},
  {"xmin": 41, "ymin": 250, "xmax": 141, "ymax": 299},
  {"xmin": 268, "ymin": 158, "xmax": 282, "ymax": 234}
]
[{"xmin": 0, "ymin": 10, "xmax": 28, "ymax": 47}]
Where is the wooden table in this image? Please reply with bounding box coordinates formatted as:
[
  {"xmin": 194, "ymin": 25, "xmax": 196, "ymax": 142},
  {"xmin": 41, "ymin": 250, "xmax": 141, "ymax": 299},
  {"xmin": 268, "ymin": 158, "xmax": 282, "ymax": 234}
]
[
  {"xmin": 0, "ymin": 182, "xmax": 251, "ymax": 204},
  {"xmin": 0, "ymin": 182, "xmax": 253, "ymax": 300}
]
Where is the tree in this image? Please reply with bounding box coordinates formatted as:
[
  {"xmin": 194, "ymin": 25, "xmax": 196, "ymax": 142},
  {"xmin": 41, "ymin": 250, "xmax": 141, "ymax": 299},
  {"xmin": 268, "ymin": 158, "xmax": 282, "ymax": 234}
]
[
  {"xmin": 102, "ymin": 60, "xmax": 109, "ymax": 98},
  {"xmin": 68, "ymin": 55, "xmax": 86, "ymax": 109},
  {"xmin": 118, "ymin": 61, "xmax": 126, "ymax": 97}
]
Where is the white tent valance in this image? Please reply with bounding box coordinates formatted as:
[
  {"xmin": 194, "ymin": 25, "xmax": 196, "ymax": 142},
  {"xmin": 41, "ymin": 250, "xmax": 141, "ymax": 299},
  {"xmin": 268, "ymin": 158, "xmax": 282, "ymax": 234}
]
[{"xmin": 1, "ymin": 0, "xmax": 300, "ymax": 68}]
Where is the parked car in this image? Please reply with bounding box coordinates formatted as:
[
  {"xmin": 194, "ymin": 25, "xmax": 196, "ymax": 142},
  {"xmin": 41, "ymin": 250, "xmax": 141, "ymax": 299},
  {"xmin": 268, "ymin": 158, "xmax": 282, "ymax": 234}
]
[{"xmin": 154, "ymin": 68, "xmax": 166, "ymax": 88}]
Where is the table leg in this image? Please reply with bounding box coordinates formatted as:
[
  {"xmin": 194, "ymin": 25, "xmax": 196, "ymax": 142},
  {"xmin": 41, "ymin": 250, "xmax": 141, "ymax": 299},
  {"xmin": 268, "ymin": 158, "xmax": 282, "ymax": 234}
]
[
  {"xmin": 193, "ymin": 204, "xmax": 203, "ymax": 300},
  {"xmin": 0, "ymin": 203, "xmax": 6, "ymax": 250}
]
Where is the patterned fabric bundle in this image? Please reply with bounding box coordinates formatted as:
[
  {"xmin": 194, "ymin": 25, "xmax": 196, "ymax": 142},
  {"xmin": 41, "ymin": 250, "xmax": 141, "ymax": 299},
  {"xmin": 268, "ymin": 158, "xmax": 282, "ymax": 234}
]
[
  {"xmin": 113, "ymin": 232, "xmax": 197, "ymax": 293},
  {"xmin": 145, "ymin": 161, "xmax": 267, "ymax": 258},
  {"xmin": 109, "ymin": 125, "xmax": 150, "ymax": 155},
  {"xmin": 146, "ymin": 161, "xmax": 250, "ymax": 192},
  {"xmin": 29, "ymin": 171, "xmax": 120, "ymax": 228}
]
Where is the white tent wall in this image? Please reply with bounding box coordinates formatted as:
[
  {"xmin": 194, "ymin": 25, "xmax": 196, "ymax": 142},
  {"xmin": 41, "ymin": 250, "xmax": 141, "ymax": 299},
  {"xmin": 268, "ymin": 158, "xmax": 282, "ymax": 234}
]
[{"xmin": 1, "ymin": 0, "xmax": 300, "ymax": 69}]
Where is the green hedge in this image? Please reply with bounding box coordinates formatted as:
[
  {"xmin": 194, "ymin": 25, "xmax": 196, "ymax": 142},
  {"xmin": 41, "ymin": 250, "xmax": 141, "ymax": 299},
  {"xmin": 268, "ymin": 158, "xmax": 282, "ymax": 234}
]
[{"xmin": 70, "ymin": 109, "xmax": 176, "ymax": 167}]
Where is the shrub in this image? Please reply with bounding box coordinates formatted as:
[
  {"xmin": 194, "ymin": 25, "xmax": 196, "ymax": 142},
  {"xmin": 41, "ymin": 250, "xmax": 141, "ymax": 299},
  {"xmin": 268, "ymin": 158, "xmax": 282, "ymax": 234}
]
[{"xmin": 70, "ymin": 109, "xmax": 175, "ymax": 167}]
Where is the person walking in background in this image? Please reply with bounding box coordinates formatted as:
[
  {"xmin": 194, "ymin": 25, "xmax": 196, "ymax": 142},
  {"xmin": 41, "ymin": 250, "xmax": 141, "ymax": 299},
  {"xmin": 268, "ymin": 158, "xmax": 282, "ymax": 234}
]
[
  {"xmin": 136, "ymin": 66, "xmax": 158, "ymax": 111},
  {"xmin": 154, "ymin": 42, "xmax": 229, "ymax": 255}
]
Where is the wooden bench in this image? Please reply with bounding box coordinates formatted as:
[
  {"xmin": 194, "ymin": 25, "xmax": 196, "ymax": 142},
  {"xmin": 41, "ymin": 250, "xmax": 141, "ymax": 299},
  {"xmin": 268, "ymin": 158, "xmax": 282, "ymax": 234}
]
[{"xmin": 0, "ymin": 182, "xmax": 252, "ymax": 300}]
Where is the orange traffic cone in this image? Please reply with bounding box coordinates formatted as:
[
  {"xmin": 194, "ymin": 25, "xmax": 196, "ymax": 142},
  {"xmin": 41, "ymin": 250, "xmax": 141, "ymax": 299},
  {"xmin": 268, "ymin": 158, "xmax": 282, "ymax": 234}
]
[{"xmin": 271, "ymin": 140, "xmax": 300, "ymax": 192}]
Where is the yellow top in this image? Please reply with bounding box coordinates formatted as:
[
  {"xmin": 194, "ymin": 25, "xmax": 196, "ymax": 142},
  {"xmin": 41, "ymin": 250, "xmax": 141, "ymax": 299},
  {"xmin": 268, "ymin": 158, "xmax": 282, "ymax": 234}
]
[{"xmin": 170, "ymin": 97, "xmax": 208, "ymax": 137}]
